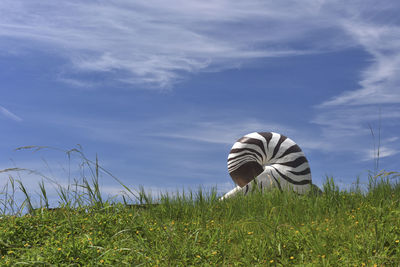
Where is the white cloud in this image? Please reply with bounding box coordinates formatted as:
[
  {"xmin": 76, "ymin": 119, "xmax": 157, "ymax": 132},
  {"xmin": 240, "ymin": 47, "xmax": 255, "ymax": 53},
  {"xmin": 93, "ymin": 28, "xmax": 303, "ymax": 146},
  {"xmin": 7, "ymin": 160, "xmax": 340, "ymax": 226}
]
[
  {"xmin": 363, "ymin": 146, "xmax": 399, "ymax": 162},
  {"xmin": 32, "ymin": 108, "xmax": 292, "ymax": 147},
  {"xmin": 152, "ymin": 119, "xmax": 291, "ymax": 145},
  {"xmin": 312, "ymin": 106, "xmax": 400, "ymax": 136},
  {"xmin": 0, "ymin": 0, "xmax": 352, "ymax": 88},
  {"xmin": 1, "ymin": 0, "xmax": 399, "ymax": 163},
  {"xmin": 0, "ymin": 0, "xmax": 399, "ymax": 94},
  {"xmin": 0, "ymin": 105, "xmax": 22, "ymax": 122},
  {"xmin": 385, "ymin": 137, "xmax": 399, "ymax": 143},
  {"xmin": 320, "ymin": 21, "xmax": 400, "ymax": 107},
  {"xmin": 310, "ymin": 105, "xmax": 400, "ymax": 159},
  {"xmin": 305, "ymin": 2, "xmax": 400, "ymax": 162}
]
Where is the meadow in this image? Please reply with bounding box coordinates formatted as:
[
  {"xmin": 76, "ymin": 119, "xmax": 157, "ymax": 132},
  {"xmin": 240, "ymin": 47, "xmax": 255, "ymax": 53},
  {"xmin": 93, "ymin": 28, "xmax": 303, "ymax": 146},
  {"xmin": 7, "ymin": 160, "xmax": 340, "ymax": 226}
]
[{"xmin": 0, "ymin": 147, "xmax": 400, "ymax": 266}]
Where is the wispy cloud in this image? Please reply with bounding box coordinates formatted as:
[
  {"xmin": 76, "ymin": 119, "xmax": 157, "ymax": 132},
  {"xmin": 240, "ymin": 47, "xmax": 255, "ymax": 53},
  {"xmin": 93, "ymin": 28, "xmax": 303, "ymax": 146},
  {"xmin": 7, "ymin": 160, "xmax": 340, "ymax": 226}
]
[
  {"xmin": 1, "ymin": 1, "xmax": 399, "ymax": 163},
  {"xmin": 151, "ymin": 119, "xmax": 291, "ymax": 145},
  {"xmin": 0, "ymin": 105, "xmax": 22, "ymax": 121},
  {"xmin": 362, "ymin": 146, "xmax": 399, "ymax": 162},
  {"xmin": 307, "ymin": 2, "xmax": 400, "ymax": 162},
  {"xmin": 312, "ymin": 106, "xmax": 400, "ymax": 137},
  {"xmin": 310, "ymin": 105, "xmax": 400, "ymax": 160},
  {"xmin": 1, "ymin": 1, "xmax": 399, "ymax": 93},
  {"xmin": 0, "ymin": 0, "xmax": 355, "ymax": 88},
  {"xmin": 320, "ymin": 21, "xmax": 400, "ymax": 107},
  {"xmin": 37, "ymin": 110, "xmax": 291, "ymax": 146}
]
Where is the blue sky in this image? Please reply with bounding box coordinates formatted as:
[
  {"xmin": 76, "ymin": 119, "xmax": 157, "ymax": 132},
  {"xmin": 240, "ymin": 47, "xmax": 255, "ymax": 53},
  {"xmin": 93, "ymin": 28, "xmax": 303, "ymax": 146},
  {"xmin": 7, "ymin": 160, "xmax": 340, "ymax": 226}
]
[{"xmin": 1, "ymin": 1, "xmax": 399, "ymax": 202}]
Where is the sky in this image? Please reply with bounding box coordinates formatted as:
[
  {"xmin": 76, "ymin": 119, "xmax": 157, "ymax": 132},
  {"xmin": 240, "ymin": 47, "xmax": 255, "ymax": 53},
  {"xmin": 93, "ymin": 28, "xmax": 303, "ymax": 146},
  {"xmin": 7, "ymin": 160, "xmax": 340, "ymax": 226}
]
[{"xmin": 1, "ymin": 1, "xmax": 400, "ymax": 204}]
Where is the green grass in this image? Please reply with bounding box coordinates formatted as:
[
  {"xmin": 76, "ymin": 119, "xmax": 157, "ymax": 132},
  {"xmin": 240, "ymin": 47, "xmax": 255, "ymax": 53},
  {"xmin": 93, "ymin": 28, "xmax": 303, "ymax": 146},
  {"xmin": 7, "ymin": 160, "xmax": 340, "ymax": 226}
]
[
  {"xmin": 0, "ymin": 147, "xmax": 399, "ymax": 266},
  {"xmin": 0, "ymin": 176, "xmax": 399, "ymax": 266}
]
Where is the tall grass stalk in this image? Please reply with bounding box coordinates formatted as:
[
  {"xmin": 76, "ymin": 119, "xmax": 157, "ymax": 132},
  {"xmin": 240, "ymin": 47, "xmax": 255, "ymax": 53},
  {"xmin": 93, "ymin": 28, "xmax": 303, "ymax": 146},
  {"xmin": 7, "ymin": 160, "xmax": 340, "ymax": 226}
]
[
  {"xmin": 38, "ymin": 179, "xmax": 49, "ymax": 210},
  {"xmin": 0, "ymin": 146, "xmax": 147, "ymax": 215},
  {"xmin": 16, "ymin": 180, "xmax": 34, "ymax": 215},
  {"xmin": 0, "ymin": 176, "xmax": 16, "ymax": 216}
]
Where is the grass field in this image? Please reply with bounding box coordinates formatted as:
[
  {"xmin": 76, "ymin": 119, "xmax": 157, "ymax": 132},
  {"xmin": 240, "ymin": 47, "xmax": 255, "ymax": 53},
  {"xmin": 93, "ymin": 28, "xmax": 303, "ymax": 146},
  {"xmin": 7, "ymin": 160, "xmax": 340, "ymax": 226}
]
[
  {"xmin": 1, "ymin": 172, "xmax": 400, "ymax": 266},
  {"xmin": 0, "ymin": 147, "xmax": 399, "ymax": 266}
]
